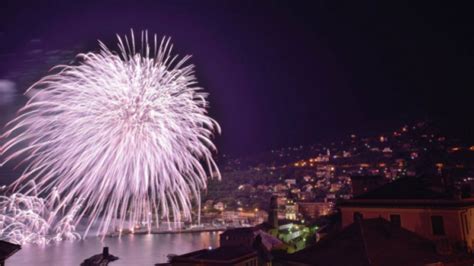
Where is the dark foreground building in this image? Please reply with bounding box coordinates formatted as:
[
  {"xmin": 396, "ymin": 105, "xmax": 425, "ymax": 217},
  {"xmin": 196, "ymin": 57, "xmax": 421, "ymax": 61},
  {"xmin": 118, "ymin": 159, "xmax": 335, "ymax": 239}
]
[
  {"xmin": 160, "ymin": 246, "xmax": 259, "ymax": 266},
  {"xmin": 159, "ymin": 229, "xmax": 273, "ymax": 266},
  {"xmin": 0, "ymin": 240, "xmax": 20, "ymax": 266},
  {"xmin": 277, "ymin": 217, "xmax": 474, "ymax": 266},
  {"xmin": 81, "ymin": 247, "xmax": 119, "ymax": 266}
]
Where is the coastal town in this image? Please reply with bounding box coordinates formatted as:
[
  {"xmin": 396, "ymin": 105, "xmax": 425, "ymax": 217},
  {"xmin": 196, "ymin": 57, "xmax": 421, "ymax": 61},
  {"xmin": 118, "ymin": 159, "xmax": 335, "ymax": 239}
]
[
  {"xmin": 1, "ymin": 1, "xmax": 474, "ymax": 265},
  {"xmin": 156, "ymin": 121, "xmax": 474, "ymax": 265},
  {"xmin": 200, "ymin": 121, "xmax": 474, "ymax": 228}
]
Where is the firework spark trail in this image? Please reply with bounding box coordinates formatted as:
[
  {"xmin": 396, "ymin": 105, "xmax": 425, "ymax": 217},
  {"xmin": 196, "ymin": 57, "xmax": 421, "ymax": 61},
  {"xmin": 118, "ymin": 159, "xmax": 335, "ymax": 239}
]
[
  {"xmin": 0, "ymin": 191, "xmax": 82, "ymax": 244},
  {"xmin": 0, "ymin": 30, "xmax": 221, "ymax": 240}
]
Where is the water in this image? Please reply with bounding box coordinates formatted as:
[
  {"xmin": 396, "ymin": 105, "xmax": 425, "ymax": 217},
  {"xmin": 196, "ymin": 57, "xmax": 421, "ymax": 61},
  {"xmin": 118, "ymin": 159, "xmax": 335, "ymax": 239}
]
[{"xmin": 9, "ymin": 232, "xmax": 221, "ymax": 266}]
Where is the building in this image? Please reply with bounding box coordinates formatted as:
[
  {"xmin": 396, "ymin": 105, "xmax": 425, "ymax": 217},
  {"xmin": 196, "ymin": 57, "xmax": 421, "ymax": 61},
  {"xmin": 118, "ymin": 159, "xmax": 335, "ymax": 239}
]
[
  {"xmin": 223, "ymin": 211, "xmax": 239, "ymax": 220},
  {"xmin": 221, "ymin": 227, "xmax": 283, "ymax": 252},
  {"xmin": 350, "ymin": 175, "xmax": 387, "ymax": 197},
  {"xmin": 268, "ymin": 196, "xmax": 279, "ymax": 228},
  {"xmin": 274, "ymin": 222, "xmax": 311, "ymax": 252},
  {"xmin": 285, "ymin": 179, "xmax": 297, "ymax": 187},
  {"xmin": 214, "ymin": 202, "xmax": 225, "ymax": 211},
  {"xmin": 255, "ymin": 210, "xmax": 269, "ymax": 224},
  {"xmin": 164, "ymin": 228, "xmax": 275, "ymax": 266},
  {"xmin": 297, "ymin": 202, "xmax": 333, "ymax": 220},
  {"xmin": 165, "ymin": 246, "xmax": 259, "ymax": 266},
  {"xmin": 221, "ymin": 228, "xmax": 255, "ymax": 247},
  {"xmin": 275, "ymin": 196, "xmax": 287, "ymax": 207},
  {"xmin": 329, "ymin": 183, "xmax": 342, "ymax": 193},
  {"xmin": 0, "ymin": 240, "xmax": 21, "ymax": 266},
  {"xmin": 285, "ymin": 199, "xmax": 298, "ymax": 220},
  {"xmin": 277, "ymin": 218, "xmax": 474, "ymax": 266},
  {"xmin": 339, "ymin": 176, "xmax": 474, "ymax": 251}
]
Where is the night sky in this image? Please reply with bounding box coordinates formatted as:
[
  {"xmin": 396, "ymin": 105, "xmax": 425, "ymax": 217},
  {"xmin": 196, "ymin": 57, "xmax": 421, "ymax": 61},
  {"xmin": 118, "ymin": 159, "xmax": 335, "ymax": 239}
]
[{"xmin": 1, "ymin": 1, "xmax": 474, "ymax": 157}]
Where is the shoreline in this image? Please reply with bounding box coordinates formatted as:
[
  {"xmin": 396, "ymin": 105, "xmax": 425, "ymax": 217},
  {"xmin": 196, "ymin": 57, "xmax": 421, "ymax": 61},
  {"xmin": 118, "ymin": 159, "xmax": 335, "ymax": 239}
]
[{"xmin": 105, "ymin": 227, "xmax": 230, "ymax": 237}]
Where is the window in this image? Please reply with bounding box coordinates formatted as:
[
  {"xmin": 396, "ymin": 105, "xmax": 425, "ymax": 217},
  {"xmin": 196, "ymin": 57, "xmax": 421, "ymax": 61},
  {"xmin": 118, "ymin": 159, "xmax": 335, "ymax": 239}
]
[
  {"xmin": 245, "ymin": 260, "xmax": 257, "ymax": 266},
  {"xmin": 390, "ymin": 214, "xmax": 401, "ymax": 227},
  {"xmin": 353, "ymin": 212, "xmax": 363, "ymax": 221},
  {"xmin": 431, "ymin": 215, "xmax": 445, "ymax": 236}
]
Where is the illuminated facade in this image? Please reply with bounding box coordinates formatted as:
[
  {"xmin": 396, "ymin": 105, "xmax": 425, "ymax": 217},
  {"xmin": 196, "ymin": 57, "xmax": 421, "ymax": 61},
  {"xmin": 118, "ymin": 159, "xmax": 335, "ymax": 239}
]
[
  {"xmin": 297, "ymin": 202, "xmax": 333, "ymax": 219},
  {"xmin": 340, "ymin": 176, "xmax": 474, "ymax": 251},
  {"xmin": 285, "ymin": 199, "xmax": 298, "ymax": 220}
]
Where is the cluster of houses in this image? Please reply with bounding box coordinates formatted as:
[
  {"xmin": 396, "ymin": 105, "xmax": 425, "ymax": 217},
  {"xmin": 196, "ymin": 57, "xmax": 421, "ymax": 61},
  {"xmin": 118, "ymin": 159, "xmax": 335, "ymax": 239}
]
[
  {"xmin": 3, "ymin": 173, "xmax": 474, "ymax": 265},
  {"xmin": 161, "ymin": 174, "xmax": 474, "ymax": 266}
]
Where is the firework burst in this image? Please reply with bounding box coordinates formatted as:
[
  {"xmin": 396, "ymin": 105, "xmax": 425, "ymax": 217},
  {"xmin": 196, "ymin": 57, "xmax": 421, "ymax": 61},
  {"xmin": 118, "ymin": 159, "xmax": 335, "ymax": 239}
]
[
  {"xmin": 0, "ymin": 190, "xmax": 82, "ymax": 245},
  {"xmin": 1, "ymin": 30, "xmax": 220, "ymax": 239}
]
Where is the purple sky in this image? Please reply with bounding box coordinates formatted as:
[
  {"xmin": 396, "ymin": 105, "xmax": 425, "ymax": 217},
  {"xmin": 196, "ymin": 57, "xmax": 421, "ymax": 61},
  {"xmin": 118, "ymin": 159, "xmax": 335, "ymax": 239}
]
[{"xmin": 1, "ymin": 1, "xmax": 474, "ymax": 157}]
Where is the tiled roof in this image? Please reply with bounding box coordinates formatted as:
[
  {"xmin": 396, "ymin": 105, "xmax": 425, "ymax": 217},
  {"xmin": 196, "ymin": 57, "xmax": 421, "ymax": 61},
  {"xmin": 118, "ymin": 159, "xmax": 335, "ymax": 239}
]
[
  {"xmin": 171, "ymin": 246, "xmax": 256, "ymax": 263},
  {"xmin": 197, "ymin": 246, "xmax": 256, "ymax": 261},
  {"xmin": 282, "ymin": 218, "xmax": 474, "ymax": 266},
  {"xmin": 354, "ymin": 176, "xmax": 450, "ymax": 200},
  {"xmin": 220, "ymin": 227, "xmax": 255, "ymax": 236}
]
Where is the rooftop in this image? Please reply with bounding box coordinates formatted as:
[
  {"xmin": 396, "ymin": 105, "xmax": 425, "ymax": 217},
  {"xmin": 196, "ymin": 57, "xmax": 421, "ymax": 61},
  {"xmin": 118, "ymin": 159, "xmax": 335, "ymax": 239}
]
[
  {"xmin": 170, "ymin": 246, "xmax": 257, "ymax": 264},
  {"xmin": 220, "ymin": 227, "xmax": 255, "ymax": 237},
  {"xmin": 281, "ymin": 218, "xmax": 474, "ymax": 266},
  {"xmin": 339, "ymin": 176, "xmax": 474, "ymax": 208},
  {"xmin": 354, "ymin": 176, "xmax": 450, "ymax": 200},
  {"xmin": 194, "ymin": 246, "xmax": 255, "ymax": 261},
  {"xmin": 0, "ymin": 240, "xmax": 20, "ymax": 262}
]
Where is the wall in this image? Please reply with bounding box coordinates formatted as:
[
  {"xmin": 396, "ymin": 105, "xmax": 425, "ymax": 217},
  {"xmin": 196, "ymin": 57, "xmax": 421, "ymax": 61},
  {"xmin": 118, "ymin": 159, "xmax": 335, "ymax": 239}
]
[{"xmin": 340, "ymin": 206, "xmax": 474, "ymax": 249}]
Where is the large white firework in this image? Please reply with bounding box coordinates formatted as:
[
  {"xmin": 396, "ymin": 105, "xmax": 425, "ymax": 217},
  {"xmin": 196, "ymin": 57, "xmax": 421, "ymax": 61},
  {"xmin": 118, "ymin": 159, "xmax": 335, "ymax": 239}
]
[{"xmin": 1, "ymin": 30, "xmax": 220, "ymax": 238}]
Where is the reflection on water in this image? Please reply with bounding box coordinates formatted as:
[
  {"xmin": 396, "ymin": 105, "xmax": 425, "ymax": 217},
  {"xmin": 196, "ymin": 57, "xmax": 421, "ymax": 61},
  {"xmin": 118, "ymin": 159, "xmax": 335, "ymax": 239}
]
[{"xmin": 9, "ymin": 232, "xmax": 220, "ymax": 266}]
